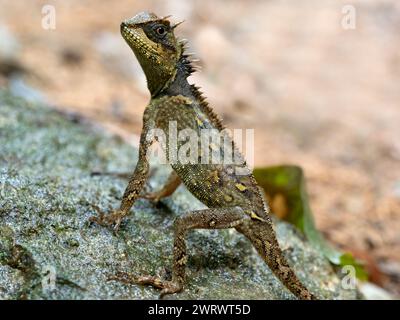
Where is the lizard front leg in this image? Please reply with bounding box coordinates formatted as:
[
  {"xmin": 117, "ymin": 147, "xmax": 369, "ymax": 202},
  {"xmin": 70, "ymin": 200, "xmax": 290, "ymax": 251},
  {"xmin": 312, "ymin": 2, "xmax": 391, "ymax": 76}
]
[
  {"xmin": 89, "ymin": 110, "xmax": 155, "ymax": 233},
  {"xmin": 90, "ymin": 170, "xmax": 180, "ymax": 204},
  {"xmin": 109, "ymin": 207, "xmax": 249, "ymax": 297},
  {"xmin": 141, "ymin": 171, "xmax": 181, "ymax": 203}
]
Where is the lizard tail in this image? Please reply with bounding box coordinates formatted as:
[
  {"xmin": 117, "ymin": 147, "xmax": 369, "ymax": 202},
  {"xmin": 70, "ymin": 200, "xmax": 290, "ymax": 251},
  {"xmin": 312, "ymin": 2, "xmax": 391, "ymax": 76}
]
[{"xmin": 237, "ymin": 220, "xmax": 317, "ymax": 300}]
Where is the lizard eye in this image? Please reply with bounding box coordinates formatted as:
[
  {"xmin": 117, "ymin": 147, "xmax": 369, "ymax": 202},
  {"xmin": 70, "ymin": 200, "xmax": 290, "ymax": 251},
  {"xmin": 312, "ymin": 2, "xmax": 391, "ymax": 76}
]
[{"xmin": 156, "ymin": 26, "xmax": 166, "ymax": 36}]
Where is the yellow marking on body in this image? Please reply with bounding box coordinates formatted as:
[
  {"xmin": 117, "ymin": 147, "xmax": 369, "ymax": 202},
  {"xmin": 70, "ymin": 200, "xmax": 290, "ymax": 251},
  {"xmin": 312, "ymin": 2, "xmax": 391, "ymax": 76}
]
[
  {"xmin": 263, "ymin": 240, "xmax": 272, "ymax": 251},
  {"xmin": 224, "ymin": 195, "xmax": 233, "ymax": 202},
  {"xmin": 175, "ymin": 95, "xmax": 193, "ymax": 105},
  {"xmin": 250, "ymin": 211, "xmax": 266, "ymax": 222},
  {"xmin": 235, "ymin": 183, "xmax": 247, "ymax": 192},
  {"xmin": 196, "ymin": 118, "xmax": 203, "ymax": 126},
  {"xmin": 177, "ymin": 255, "xmax": 188, "ymax": 266},
  {"xmin": 208, "ymin": 170, "xmax": 220, "ymax": 183}
]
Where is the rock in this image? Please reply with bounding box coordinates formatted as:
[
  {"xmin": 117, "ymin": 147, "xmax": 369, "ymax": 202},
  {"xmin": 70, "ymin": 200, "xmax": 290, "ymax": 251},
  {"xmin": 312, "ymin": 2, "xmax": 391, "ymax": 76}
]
[
  {"xmin": 358, "ymin": 283, "xmax": 394, "ymax": 300},
  {"xmin": 8, "ymin": 77, "xmax": 46, "ymax": 104},
  {"xmin": 0, "ymin": 89, "xmax": 358, "ymax": 299}
]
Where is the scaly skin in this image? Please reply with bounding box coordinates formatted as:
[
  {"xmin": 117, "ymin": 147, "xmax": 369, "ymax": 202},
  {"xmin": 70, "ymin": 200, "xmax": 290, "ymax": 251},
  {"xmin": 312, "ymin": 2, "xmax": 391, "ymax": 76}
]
[{"xmin": 90, "ymin": 11, "xmax": 316, "ymax": 300}]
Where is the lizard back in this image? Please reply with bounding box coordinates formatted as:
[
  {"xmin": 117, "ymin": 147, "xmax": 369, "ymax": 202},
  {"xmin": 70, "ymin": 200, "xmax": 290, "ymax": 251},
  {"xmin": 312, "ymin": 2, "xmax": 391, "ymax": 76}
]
[{"xmin": 153, "ymin": 94, "xmax": 269, "ymax": 218}]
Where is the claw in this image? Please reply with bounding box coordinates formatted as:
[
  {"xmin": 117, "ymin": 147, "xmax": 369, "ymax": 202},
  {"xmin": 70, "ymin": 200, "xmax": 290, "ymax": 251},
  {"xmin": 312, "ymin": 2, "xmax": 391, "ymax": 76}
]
[
  {"xmin": 107, "ymin": 271, "xmax": 136, "ymax": 284},
  {"xmin": 113, "ymin": 218, "xmax": 122, "ymax": 234},
  {"xmin": 88, "ymin": 205, "xmax": 127, "ymax": 234},
  {"xmin": 159, "ymin": 282, "xmax": 182, "ymax": 299},
  {"xmin": 108, "ymin": 272, "xmax": 182, "ymax": 298}
]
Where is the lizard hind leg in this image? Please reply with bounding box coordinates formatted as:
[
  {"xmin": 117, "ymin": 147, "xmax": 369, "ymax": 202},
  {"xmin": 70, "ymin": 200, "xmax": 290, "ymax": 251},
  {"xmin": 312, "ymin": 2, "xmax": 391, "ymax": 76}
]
[
  {"xmin": 236, "ymin": 220, "xmax": 317, "ymax": 300},
  {"xmin": 110, "ymin": 207, "xmax": 249, "ymax": 298},
  {"xmin": 140, "ymin": 171, "xmax": 181, "ymax": 203}
]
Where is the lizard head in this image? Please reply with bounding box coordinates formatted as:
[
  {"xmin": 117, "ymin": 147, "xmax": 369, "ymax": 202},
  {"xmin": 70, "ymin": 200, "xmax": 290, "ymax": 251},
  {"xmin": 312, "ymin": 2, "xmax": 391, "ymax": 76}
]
[{"xmin": 121, "ymin": 12, "xmax": 183, "ymax": 97}]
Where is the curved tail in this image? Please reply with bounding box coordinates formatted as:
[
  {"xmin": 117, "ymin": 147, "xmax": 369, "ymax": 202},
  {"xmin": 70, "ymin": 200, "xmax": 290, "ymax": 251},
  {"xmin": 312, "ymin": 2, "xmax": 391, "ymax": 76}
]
[{"xmin": 237, "ymin": 219, "xmax": 317, "ymax": 300}]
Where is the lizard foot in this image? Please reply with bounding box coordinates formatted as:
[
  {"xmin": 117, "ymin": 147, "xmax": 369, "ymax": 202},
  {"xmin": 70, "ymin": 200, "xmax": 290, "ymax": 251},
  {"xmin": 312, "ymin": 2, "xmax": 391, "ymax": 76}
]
[
  {"xmin": 88, "ymin": 204, "xmax": 127, "ymax": 233},
  {"xmin": 108, "ymin": 272, "xmax": 182, "ymax": 298}
]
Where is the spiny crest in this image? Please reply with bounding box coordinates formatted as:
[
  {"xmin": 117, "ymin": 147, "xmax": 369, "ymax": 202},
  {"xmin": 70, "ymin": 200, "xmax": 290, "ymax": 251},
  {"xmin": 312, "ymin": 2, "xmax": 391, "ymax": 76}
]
[
  {"xmin": 190, "ymin": 84, "xmax": 225, "ymax": 131},
  {"xmin": 167, "ymin": 16, "xmax": 224, "ymax": 130},
  {"xmin": 162, "ymin": 17, "xmax": 201, "ymax": 77},
  {"xmin": 191, "ymin": 85, "xmax": 247, "ymax": 171},
  {"xmin": 178, "ymin": 38, "xmax": 202, "ymax": 77},
  {"xmin": 163, "ymin": 16, "xmax": 225, "ymax": 130}
]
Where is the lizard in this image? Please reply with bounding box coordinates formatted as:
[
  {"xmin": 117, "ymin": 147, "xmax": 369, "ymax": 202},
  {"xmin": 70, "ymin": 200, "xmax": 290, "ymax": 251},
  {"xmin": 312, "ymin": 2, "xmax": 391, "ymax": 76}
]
[{"xmin": 89, "ymin": 11, "xmax": 316, "ymax": 300}]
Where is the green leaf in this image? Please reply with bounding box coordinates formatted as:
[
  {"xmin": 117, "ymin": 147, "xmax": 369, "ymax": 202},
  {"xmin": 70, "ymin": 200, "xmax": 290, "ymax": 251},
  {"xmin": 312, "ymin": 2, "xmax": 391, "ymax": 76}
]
[{"xmin": 253, "ymin": 165, "xmax": 368, "ymax": 280}]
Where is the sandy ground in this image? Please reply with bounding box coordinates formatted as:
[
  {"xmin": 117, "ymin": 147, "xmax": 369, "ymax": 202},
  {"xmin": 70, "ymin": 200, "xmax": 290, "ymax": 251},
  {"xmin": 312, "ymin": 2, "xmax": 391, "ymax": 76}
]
[{"xmin": 0, "ymin": 0, "xmax": 399, "ymax": 295}]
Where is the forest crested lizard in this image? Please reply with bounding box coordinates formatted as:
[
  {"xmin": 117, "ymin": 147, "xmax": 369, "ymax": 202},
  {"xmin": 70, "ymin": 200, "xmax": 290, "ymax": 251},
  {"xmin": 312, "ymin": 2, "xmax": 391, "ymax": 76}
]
[{"xmin": 90, "ymin": 11, "xmax": 316, "ymax": 300}]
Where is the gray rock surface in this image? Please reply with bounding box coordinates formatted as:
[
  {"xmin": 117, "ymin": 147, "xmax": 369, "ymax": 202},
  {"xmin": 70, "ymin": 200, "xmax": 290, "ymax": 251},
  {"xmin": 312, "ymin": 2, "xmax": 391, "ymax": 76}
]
[{"xmin": 0, "ymin": 90, "xmax": 358, "ymax": 299}]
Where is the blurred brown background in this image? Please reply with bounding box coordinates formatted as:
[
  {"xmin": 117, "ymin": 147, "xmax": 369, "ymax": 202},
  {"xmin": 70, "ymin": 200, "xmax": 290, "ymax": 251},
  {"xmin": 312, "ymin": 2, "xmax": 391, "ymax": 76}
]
[{"xmin": 0, "ymin": 0, "xmax": 399, "ymax": 295}]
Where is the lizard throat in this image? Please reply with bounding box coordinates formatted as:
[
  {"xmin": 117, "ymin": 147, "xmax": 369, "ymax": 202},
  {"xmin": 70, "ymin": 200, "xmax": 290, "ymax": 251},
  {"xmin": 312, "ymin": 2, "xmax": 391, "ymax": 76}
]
[{"xmin": 122, "ymin": 26, "xmax": 178, "ymax": 97}]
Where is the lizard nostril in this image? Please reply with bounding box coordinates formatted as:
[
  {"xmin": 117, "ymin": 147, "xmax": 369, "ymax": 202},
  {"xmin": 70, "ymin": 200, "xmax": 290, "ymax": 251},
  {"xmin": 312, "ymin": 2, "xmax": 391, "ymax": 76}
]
[{"xmin": 120, "ymin": 21, "xmax": 133, "ymax": 31}]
